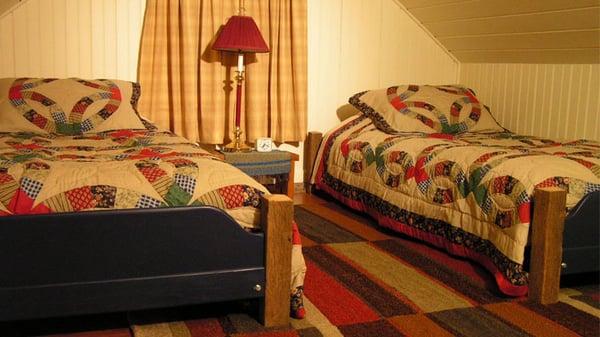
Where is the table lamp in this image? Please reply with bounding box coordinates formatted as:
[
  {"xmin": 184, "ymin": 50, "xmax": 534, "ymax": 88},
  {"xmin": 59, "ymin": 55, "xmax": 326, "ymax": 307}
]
[{"xmin": 212, "ymin": 8, "xmax": 270, "ymax": 152}]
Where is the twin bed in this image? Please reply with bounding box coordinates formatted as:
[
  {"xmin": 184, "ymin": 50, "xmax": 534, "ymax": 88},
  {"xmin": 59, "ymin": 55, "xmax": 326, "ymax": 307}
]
[
  {"xmin": 0, "ymin": 77, "xmax": 304, "ymax": 326},
  {"xmin": 305, "ymin": 84, "xmax": 599, "ymax": 303}
]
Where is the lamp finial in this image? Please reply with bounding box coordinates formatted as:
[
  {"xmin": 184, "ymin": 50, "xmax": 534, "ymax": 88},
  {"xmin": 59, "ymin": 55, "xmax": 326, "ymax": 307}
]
[{"xmin": 238, "ymin": 0, "xmax": 245, "ymax": 15}]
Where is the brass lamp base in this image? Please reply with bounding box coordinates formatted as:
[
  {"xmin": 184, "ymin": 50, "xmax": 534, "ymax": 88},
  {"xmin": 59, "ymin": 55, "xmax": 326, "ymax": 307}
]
[
  {"xmin": 222, "ymin": 126, "xmax": 253, "ymax": 152},
  {"xmin": 222, "ymin": 141, "xmax": 252, "ymax": 152}
]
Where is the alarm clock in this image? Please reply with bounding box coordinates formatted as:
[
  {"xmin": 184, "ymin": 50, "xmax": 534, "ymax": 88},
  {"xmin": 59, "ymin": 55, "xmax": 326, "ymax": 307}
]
[{"xmin": 256, "ymin": 137, "xmax": 273, "ymax": 152}]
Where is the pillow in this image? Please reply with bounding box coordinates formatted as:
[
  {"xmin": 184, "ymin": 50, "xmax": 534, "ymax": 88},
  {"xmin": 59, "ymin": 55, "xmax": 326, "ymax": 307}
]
[
  {"xmin": 0, "ymin": 78, "xmax": 147, "ymax": 135},
  {"xmin": 336, "ymin": 104, "xmax": 361, "ymax": 122},
  {"xmin": 349, "ymin": 84, "xmax": 504, "ymax": 134}
]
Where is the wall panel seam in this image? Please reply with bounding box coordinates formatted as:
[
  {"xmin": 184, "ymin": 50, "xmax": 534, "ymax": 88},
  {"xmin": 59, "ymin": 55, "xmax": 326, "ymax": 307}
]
[
  {"xmin": 422, "ymin": 5, "xmax": 600, "ymax": 24},
  {"xmin": 438, "ymin": 28, "xmax": 600, "ymax": 39}
]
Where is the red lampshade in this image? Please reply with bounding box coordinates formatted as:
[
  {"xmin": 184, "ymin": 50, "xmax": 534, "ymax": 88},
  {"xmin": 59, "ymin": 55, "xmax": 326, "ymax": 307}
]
[{"xmin": 213, "ymin": 15, "xmax": 270, "ymax": 53}]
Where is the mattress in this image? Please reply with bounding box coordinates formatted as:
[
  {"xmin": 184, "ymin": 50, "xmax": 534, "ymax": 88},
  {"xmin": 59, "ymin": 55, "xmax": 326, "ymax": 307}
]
[{"xmin": 312, "ymin": 115, "xmax": 600, "ymax": 296}]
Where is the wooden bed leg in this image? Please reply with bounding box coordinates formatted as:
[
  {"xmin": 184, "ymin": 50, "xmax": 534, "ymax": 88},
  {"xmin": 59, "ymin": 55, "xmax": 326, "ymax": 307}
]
[
  {"xmin": 529, "ymin": 187, "xmax": 567, "ymax": 304},
  {"xmin": 260, "ymin": 194, "xmax": 293, "ymax": 327},
  {"xmin": 303, "ymin": 131, "xmax": 323, "ymax": 194}
]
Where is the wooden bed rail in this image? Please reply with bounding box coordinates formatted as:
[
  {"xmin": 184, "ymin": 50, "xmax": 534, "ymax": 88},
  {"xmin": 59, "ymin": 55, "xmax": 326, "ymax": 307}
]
[
  {"xmin": 260, "ymin": 194, "xmax": 294, "ymax": 327},
  {"xmin": 529, "ymin": 187, "xmax": 567, "ymax": 304},
  {"xmin": 303, "ymin": 131, "xmax": 323, "ymax": 193}
]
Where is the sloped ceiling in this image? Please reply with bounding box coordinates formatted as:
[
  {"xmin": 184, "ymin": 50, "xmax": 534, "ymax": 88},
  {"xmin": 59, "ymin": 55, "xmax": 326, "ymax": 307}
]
[
  {"xmin": 397, "ymin": 0, "xmax": 600, "ymax": 63},
  {"xmin": 0, "ymin": 0, "xmax": 19, "ymax": 16}
]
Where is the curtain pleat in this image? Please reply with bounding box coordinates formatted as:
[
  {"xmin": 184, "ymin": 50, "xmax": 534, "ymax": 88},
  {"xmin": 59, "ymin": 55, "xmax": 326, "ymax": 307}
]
[{"xmin": 138, "ymin": 0, "xmax": 306, "ymax": 144}]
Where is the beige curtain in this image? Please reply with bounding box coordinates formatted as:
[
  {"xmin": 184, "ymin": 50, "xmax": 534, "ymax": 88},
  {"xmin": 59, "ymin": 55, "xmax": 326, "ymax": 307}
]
[{"xmin": 137, "ymin": 0, "xmax": 307, "ymax": 144}]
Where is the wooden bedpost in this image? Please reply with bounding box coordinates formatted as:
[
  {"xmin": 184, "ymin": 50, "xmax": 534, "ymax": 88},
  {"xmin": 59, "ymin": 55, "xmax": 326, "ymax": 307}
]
[
  {"xmin": 260, "ymin": 194, "xmax": 294, "ymax": 327},
  {"xmin": 529, "ymin": 187, "xmax": 567, "ymax": 304},
  {"xmin": 303, "ymin": 131, "xmax": 323, "ymax": 193}
]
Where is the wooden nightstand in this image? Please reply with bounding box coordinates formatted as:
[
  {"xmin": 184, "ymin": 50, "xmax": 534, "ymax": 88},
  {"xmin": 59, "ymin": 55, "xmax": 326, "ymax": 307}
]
[{"xmin": 204, "ymin": 148, "xmax": 299, "ymax": 198}]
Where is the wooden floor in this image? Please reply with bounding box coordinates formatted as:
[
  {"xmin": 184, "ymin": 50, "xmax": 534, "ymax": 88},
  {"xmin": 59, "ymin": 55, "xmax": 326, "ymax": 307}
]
[{"xmin": 293, "ymin": 191, "xmax": 395, "ymax": 244}]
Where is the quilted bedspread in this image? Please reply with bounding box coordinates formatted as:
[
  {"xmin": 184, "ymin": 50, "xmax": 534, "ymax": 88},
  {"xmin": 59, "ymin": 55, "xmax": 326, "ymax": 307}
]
[
  {"xmin": 312, "ymin": 115, "xmax": 600, "ymax": 296},
  {"xmin": 0, "ymin": 129, "xmax": 269, "ymax": 227}
]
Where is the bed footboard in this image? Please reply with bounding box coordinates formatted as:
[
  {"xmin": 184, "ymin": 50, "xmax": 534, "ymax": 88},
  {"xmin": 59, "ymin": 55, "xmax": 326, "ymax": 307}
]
[
  {"xmin": 561, "ymin": 191, "xmax": 600, "ymax": 276},
  {"xmin": 0, "ymin": 206, "xmax": 267, "ymax": 321}
]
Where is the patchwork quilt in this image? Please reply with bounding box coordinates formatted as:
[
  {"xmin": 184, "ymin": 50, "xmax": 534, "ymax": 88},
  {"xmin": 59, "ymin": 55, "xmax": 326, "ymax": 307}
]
[
  {"xmin": 0, "ymin": 128, "xmax": 306, "ymax": 316},
  {"xmin": 0, "ymin": 129, "xmax": 267, "ymax": 222},
  {"xmin": 312, "ymin": 115, "xmax": 600, "ymax": 296}
]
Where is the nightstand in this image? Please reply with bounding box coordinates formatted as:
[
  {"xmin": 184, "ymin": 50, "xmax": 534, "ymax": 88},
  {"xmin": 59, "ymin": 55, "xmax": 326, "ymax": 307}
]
[{"xmin": 206, "ymin": 148, "xmax": 299, "ymax": 198}]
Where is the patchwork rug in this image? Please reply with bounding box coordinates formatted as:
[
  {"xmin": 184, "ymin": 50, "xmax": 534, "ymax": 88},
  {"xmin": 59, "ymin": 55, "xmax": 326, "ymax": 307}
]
[
  {"xmin": 125, "ymin": 203, "xmax": 600, "ymax": 337},
  {"xmin": 6, "ymin": 199, "xmax": 599, "ymax": 337}
]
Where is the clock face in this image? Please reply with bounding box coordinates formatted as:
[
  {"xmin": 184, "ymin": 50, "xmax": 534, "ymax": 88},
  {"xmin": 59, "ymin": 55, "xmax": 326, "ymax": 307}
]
[{"xmin": 257, "ymin": 138, "xmax": 272, "ymax": 152}]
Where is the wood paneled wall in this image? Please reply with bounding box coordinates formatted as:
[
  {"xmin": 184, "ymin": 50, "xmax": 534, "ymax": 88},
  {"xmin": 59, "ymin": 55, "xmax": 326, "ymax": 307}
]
[
  {"xmin": 0, "ymin": 0, "xmax": 459, "ymax": 182},
  {"xmin": 285, "ymin": 0, "xmax": 460, "ymax": 181},
  {"xmin": 0, "ymin": 0, "xmax": 145, "ymax": 81},
  {"xmin": 461, "ymin": 63, "xmax": 600, "ymax": 141},
  {"xmin": 306, "ymin": 0, "xmax": 459, "ymax": 133}
]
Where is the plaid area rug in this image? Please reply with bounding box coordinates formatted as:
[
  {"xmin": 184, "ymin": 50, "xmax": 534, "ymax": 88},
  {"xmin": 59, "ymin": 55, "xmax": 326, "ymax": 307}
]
[
  {"xmin": 6, "ymin": 199, "xmax": 599, "ymax": 337},
  {"xmin": 130, "ymin": 202, "xmax": 599, "ymax": 337}
]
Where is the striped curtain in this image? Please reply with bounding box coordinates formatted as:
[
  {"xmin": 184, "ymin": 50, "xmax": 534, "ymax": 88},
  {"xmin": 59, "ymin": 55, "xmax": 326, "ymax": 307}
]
[{"xmin": 137, "ymin": 0, "xmax": 307, "ymax": 144}]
